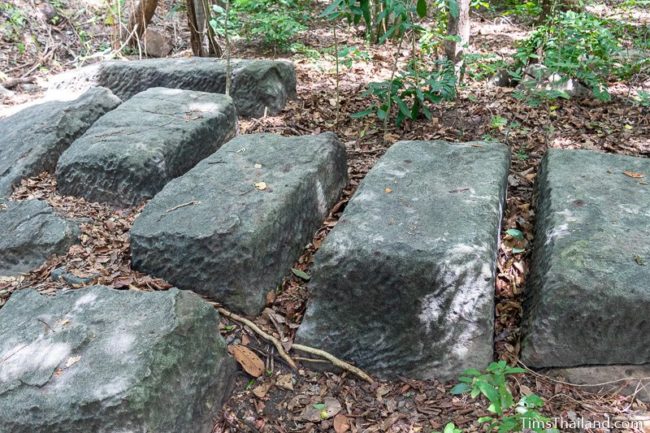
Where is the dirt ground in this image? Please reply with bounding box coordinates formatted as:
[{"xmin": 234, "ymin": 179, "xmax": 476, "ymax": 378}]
[{"xmin": 1, "ymin": 0, "xmax": 650, "ymax": 432}]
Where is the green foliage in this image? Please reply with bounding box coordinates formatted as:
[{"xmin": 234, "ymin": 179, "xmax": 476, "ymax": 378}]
[
  {"xmin": 636, "ymin": 91, "xmax": 650, "ymax": 107},
  {"xmin": 433, "ymin": 422, "xmax": 463, "ymax": 433},
  {"xmin": 212, "ymin": 0, "xmax": 308, "ymax": 51},
  {"xmin": 513, "ymin": 11, "xmax": 631, "ymax": 101},
  {"xmin": 353, "ymin": 60, "xmax": 456, "ymax": 127},
  {"xmin": 451, "ymin": 361, "xmax": 558, "ymax": 433},
  {"xmin": 0, "ymin": 2, "xmax": 27, "ymax": 42},
  {"xmin": 322, "ymin": 0, "xmax": 440, "ymax": 44}
]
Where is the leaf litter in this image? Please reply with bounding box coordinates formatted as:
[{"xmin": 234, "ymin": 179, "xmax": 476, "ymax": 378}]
[{"xmin": 1, "ymin": 7, "xmax": 649, "ymax": 433}]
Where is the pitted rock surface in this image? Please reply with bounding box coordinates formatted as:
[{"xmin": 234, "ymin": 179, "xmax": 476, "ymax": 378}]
[
  {"xmin": 522, "ymin": 149, "xmax": 650, "ymax": 368},
  {"xmin": 130, "ymin": 133, "xmax": 347, "ymax": 315},
  {"xmin": 0, "ymin": 286, "xmax": 235, "ymax": 433},
  {"xmin": 0, "ymin": 87, "xmax": 121, "ymax": 197},
  {"xmin": 56, "ymin": 87, "xmax": 236, "ymax": 207},
  {"xmin": 296, "ymin": 140, "xmax": 510, "ymax": 380},
  {"xmin": 48, "ymin": 58, "xmax": 296, "ymax": 117},
  {"xmin": 0, "ymin": 200, "xmax": 79, "ymax": 276}
]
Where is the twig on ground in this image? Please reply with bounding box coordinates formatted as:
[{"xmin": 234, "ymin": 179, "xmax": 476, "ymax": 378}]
[
  {"xmin": 292, "ymin": 344, "xmax": 374, "ymax": 384},
  {"xmin": 165, "ymin": 200, "xmax": 200, "ymax": 213},
  {"xmin": 1, "ymin": 77, "xmax": 36, "ymax": 89},
  {"xmin": 216, "ymin": 306, "xmax": 375, "ymax": 383},
  {"xmin": 216, "ymin": 307, "xmax": 297, "ymax": 370}
]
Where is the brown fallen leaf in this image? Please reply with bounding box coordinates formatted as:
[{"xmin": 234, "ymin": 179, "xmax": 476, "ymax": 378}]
[
  {"xmin": 624, "ymin": 170, "xmax": 645, "ymax": 178},
  {"xmin": 276, "ymin": 373, "xmax": 294, "ymax": 391},
  {"xmin": 252, "ymin": 381, "xmax": 272, "ymax": 399},
  {"xmin": 333, "ymin": 413, "xmax": 350, "ymax": 433},
  {"xmin": 228, "ymin": 345, "xmax": 265, "ymax": 377}
]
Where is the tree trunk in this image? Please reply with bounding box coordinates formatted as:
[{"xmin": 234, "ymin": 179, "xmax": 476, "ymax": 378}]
[
  {"xmin": 539, "ymin": 0, "xmax": 583, "ymax": 22},
  {"xmin": 127, "ymin": 0, "xmax": 159, "ymax": 45},
  {"xmin": 187, "ymin": 0, "xmax": 222, "ymax": 57},
  {"xmin": 187, "ymin": 0, "xmax": 205, "ymax": 56},
  {"xmin": 444, "ymin": 0, "xmax": 470, "ymax": 65}
]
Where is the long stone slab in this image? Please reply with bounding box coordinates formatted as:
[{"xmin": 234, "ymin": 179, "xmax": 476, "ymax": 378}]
[
  {"xmin": 0, "ymin": 87, "xmax": 121, "ymax": 197},
  {"xmin": 521, "ymin": 149, "xmax": 650, "ymax": 368},
  {"xmin": 296, "ymin": 140, "xmax": 510, "ymax": 380},
  {"xmin": 130, "ymin": 133, "xmax": 347, "ymax": 316},
  {"xmin": 0, "ymin": 200, "xmax": 79, "ymax": 276},
  {"xmin": 0, "ymin": 286, "xmax": 234, "ymax": 433},
  {"xmin": 47, "ymin": 58, "xmax": 297, "ymax": 117},
  {"xmin": 56, "ymin": 87, "xmax": 237, "ymax": 207}
]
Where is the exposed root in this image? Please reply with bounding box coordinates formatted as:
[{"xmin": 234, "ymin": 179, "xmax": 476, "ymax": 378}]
[{"xmin": 216, "ymin": 306, "xmax": 374, "ymax": 384}]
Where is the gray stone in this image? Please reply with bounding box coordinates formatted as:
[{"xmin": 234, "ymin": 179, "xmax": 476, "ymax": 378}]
[
  {"xmin": 518, "ymin": 64, "xmax": 591, "ymax": 98},
  {"xmin": 489, "ymin": 69, "xmax": 516, "ymax": 87},
  {"xmin": 56, "ymin": 88, "xmax": 237, "ymax": 207},
  {"xmin": 0, "ymin": 286, "xmax": 235, "ymax": 433},
  {"xmin": 48, "ymin": 58, "xmax": 297, "ymax": 117},
  {"xmin": 296, "ymin": 140, "xmax": 510, "ymax": 381},
  {"xmin": 130, "ymin": 133, "xmax": 347, "ymax": 316},
  {"xmin": 142, "ymin": 28, "xmax": 173, "ymax": 58},
  {"xmin": 522, "ymin": 149, "xmax": 650, "ymax": 368},
  {"xmin": 545, "ymin": 365, "xmax": 650, "ymax": 403},
  {"xmin": 0, "ymin": 200, "xmax": 79, "ymax": 276},
  {"xmin": 0, "ymin": 87, "xmax": 121, "ymax": 197}
]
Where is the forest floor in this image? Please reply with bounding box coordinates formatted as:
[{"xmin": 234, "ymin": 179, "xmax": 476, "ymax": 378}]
[{"xmin": 1, "ymin": 1, "xmax": 650, "ymax": 432}]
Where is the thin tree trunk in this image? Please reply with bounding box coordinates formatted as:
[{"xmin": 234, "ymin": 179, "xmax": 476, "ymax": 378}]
[
  {"xmin": 187, "ymin": 0, "xmax": 222, "ymax": 57},
  {"xmin": 444, "ymin": 0, "xmax": 470, "ymax": 65},
  {"xmin": 186, "ymin": 0, "xmax": 205, "ymax": 56},
  {"xmin": 127, "ymin": 0, "xmax": 159, "ymax": 45}
]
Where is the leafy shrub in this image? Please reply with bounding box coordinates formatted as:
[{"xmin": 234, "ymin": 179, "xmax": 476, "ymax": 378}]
[
  {"xmin": 0, "ymin": 3, "xmax": 26, "ymax": 42},
  {"xmin": 353, "ymin": 60, "xmax": 456, "ymax": 126},
  {"xmin": 451, "ymin": 361, "xmax": 558, "ymax": 433},
  {"xmin": 231, "ymin": 0, "xmax": 308, "ymax": 50},
  {"xmin": 514, "ymin": 11, "xmax": 626, "ymax": 100}
]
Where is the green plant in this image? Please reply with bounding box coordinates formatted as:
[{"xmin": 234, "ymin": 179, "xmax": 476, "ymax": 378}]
[
  {"xmin": 513, "ymin": 11, "xmax": 629, "ymax": 101},
  {"xmin": 230, "ymin": 0, "xmax": 308, "ymax": 50},
  {"xmin": 0, "ymin": 2, "xmax": 26, "ymax": 42},
  {"xmin": 353, "ymin": 60, "xmax": 456, "ymax": 126},
  {"xmin": 451, "ymin": 361, "xmax": 558, "ymax": 433},
  {"xmin": 433, "ymin": 422, "xmax": 463, "ymax": 433}
]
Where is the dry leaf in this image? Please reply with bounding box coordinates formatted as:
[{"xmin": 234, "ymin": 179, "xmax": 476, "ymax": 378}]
[
  {"xmin": 333, "ymin": 414, "xmax": 350, "ymax": 433},
  {"xmin": 228, "ymin": 345, "xmax": 265, "ymax": 377},
  {"xmin": 624, "ymin": 170, "xmax": 644, "ymax": 179},
  {"xmin": 276, "ymin": 373, "xmax": 294, "ymax": 391},
  {"xmin": 252, "ymin": 382, "xmax": 272, "ymax": 399},
  {"xmin": 254, "ymin": 181, "xmax": 268, "ymax": 190},
  {"xmin": 384, "ymin": 187, "xmax": 393, "ymax": 193}
]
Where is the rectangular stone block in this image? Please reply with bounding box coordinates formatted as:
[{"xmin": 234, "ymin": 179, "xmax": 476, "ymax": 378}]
[
  {"xmin": 56, "ymin": 88, "xmax": 236, "ymax": 207},
  {"xmin": 0, "ymin": 87, "xmax": 121, "ymax": 197},
  {"xmin": 0, "ymin": 286, "xmax": 234, "ymax": 433},
  {"xmin": 48, "ymin": 58, "xmax": 297, "ymax": 117},
  {"xmin": 296, "ymin": 140, "xmax": 510, "ymax": 380},
  {"xmin": 130, "ymin": 133, "xmax": 348, "ymax": 315},
  {"xmin": 522, "ymin": 149, "xmax": 650, "ymax": 368}
]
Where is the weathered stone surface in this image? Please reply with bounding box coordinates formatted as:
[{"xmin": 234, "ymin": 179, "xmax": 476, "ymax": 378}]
[
  {"xmin": 131, "ymin": 133, "xmax": 347, "ymax": 315},
  {"xmin": 0, "ymin": 87, "xmax": 121, "ymax": 197},
  {"xmin": 0, "ymin": 200, "xmax": 79, "ymax": 276},
  {"xmin": 522, "ymin": 149, "xmax": 650, "ymax": 368},
  {"xmin": 296, "ymin": 140, "xmax": 510, "ymax": 380},
  {"xmin": 518, "ymin": 64, "xmax": 591, "ymax": 98},
  {"xmin": 56, "ymin": 88, "xmax": 236, "ymax": 207},
  {"xmin": 0, "ymin": 286, "xmax": 235, "ymax": 433},
  {"xmin": 48, "ymin": 58, "xmax": 297, "ymax": 117},
  {"xmin": 142, "ymin": 28, "xmax": 173, "ymax": 58},
  {"xmin": 546, "ymin": 365, "xmax": 650, "ymax": 402}
]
